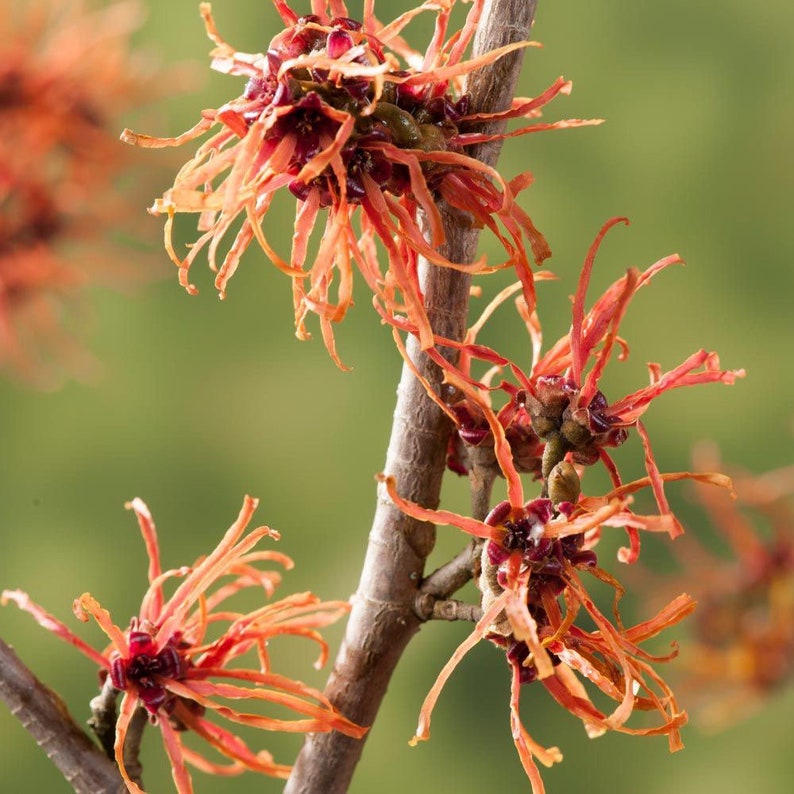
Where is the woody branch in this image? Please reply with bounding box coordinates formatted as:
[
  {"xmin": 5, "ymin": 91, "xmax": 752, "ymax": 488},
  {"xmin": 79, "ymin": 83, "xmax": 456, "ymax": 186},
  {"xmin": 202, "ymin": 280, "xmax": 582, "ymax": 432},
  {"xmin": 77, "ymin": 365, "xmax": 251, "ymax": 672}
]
[{"xmin": 0, "ymin": 637, "xmax": 124, "ymax": 794}]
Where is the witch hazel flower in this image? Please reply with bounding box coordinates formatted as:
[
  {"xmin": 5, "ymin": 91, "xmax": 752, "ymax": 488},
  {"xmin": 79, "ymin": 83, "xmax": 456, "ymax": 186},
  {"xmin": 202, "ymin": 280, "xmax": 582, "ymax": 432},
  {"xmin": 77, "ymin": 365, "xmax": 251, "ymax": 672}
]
[
  {"xmin": 2, "ymin": 496, "xmax": 365, "ymax": 794},
  {"xmin": 375, "ymin": 228, "xmax": 740, "ymax": 788},
  {"xmin": 660, "ymin": 444, "xmax": 794, "ymax": 727},
  {"xmin": 378, "ymin": 464, "xmax": 717, "ymax": 794},
  {"xmin": 122, "ymin": 0, "xmax": 597, "ymax": 366}
]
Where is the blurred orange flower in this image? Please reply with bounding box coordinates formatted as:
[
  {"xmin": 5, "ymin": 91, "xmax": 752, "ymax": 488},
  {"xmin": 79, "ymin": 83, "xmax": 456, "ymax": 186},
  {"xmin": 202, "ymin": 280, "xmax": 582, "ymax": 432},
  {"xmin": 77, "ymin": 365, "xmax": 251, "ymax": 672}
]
[
  {"xmin": 3, "ymin": 496, "xmax": 365, "ymax": 794},
  {"xmin": 668, "ymin": 445, "xmax": 794, "ymax": 727},
  {"xmin": 123, "ymin": 0, "xmax": 596, "ymax": 367},
  {"xmin": 0, "ymin": 0, "xmax": 166, "ymax": 386}
]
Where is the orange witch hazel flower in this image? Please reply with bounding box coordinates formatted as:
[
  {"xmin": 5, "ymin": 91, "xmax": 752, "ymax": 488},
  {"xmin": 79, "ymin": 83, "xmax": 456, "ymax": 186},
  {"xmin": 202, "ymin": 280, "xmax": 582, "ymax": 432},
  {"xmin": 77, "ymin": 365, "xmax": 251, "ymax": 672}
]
[
  {"xmin": 379, "ymin": 465, "xmax": 726, "ymax": 793},
  {"xmin": 0, "ymin": 0, "xmax": 164, "ymax": 386},
  {"xmin": 2, "ymin": 496, "xmax": 365, "ymax": 794},
  {"xmin": 122, "ymin": 0, "xmax": 596, "ymax": 366}
]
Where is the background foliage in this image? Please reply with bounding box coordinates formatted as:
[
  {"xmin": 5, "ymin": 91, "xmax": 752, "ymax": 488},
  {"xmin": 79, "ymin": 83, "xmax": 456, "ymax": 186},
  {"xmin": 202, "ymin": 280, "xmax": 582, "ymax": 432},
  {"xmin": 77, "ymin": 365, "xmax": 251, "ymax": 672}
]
[{"xmin": 1, "ymin": 1, "xmax": 792, "ymax": 791}]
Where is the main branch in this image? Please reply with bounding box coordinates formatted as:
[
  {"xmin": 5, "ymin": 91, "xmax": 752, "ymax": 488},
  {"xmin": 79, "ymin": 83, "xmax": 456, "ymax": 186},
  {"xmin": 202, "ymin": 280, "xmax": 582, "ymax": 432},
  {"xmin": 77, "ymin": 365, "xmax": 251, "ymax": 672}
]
[{"xmin": 284, "ymin": 2, "xmax": 539, "ymax": 792}]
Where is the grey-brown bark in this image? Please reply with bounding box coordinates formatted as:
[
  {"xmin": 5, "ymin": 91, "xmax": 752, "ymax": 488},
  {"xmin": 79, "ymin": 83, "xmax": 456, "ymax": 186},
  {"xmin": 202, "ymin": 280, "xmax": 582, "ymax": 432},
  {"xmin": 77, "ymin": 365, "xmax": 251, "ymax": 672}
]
[{"xmin": 0, "ymin": 637, "xmax": 124, "ymax": 794}]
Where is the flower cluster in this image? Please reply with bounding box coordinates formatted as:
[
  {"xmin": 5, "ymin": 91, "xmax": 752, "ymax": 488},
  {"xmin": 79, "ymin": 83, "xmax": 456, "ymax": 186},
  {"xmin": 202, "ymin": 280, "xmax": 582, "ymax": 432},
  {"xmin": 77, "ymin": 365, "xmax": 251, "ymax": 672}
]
[
  {"xmin": 0, "ymin": 2, "xmax": 756, "ymax": 793},
  {"xmin": 3, "ymin": 496, "xmax": 365, "ymax": 794},
  {"xmin": 416, "ymin": 218, "xmax": 744, "ymax": 560},
  {"xmin": 378, "ymin": 220, "xmax": 743, "ymax": 791},
  {"xmin": 0, "ymin": 0, "xmax": 162, "ymax": 386},
  {"xmin": 123, "ymin": 0, "xmax": 596, "ymax": 366}
]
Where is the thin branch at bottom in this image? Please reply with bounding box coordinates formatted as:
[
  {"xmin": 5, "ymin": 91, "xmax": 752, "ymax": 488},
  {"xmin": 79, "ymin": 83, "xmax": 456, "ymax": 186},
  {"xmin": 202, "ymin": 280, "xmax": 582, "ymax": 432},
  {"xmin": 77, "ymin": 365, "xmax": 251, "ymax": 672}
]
[{"xmin": 0, "ymin": 636, "xmax": 125, "ymax": 794}]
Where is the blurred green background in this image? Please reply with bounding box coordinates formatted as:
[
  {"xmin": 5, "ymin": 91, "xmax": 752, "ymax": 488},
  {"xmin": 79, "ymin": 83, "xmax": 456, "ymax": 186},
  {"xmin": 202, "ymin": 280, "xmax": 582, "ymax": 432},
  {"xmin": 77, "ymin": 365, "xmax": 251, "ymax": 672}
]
[{"xmin": 2, "ymin": 0, "xmax": 793, "ymax": 792}]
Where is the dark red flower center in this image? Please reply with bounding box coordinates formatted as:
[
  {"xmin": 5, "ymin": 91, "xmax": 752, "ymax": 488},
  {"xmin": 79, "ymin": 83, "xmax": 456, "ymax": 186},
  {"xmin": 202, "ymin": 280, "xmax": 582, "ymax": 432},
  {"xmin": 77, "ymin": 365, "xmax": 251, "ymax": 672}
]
[
  {"xmin": 484, "ymin": 499, "xmax": 599, "ymax": 685},
  {"xmin": 234, "ymin": 14, "xmax": 470, "ymax": 208},
  {"xmin": 109, "ymin": 630, "xmax": 188, "ymax": 714}
]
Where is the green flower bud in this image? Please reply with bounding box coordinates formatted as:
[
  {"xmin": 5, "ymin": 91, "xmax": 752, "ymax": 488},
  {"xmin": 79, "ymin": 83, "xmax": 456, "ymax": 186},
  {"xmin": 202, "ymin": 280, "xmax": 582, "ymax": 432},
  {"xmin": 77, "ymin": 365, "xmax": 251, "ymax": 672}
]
[{"xmin": 547, "ymin": 461, "xmax": 581, "ymax": 506}]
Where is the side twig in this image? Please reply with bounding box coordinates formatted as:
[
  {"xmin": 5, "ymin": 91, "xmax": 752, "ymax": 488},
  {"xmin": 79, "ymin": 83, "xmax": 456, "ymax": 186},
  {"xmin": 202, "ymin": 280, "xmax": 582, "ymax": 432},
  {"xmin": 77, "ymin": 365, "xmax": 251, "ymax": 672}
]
[
  {"xmin": 88, "ymin": 677, "xmax": 119, "ymax": 759},
  {"xmin": 415, "ymin": 592, "xmax": 483, "ymax": 623},
  {"xmin": 0, "ymin": 637, "xmax": 124, "ymax": 794},
  {"xmin": 88, "ymin": 678, "xmax": 147, "ymax": 789},
  {"xmin": 419, "ymin": 542, "xmax": 479, "ymax": 602},
  {"xmin": 415, "ymin": 457, "xmax": 498, "ymax": 620},
  {"xmin": 416, "ymin": 412, "xmax": 500, "ymax": 619},
  {"xmin": 284, "ymin": 2, "xmax": 538, "ymax": 792}
]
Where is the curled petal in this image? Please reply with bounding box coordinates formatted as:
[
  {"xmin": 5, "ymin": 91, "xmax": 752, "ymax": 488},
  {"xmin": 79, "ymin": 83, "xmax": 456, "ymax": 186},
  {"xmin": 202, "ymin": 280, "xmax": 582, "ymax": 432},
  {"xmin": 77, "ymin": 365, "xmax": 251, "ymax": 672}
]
[
  {"xmin": 159, "ymin": 717, "xmax": 194, "ymax": 794},
  {"xmin": 165, "ymin": 678, "xmax": 359, "ymax": 736},
  {"xmin": 72, "ymin": 593, "xmax": 129, "ymax": 659},
  {"xmin": 377, "ymin": 474, "xmax": 499, "ymax": 540},
  {"xmin": 570, "ymin": 217, "xmax": 630, "ymax": 385},
  {"xmin": 115, "ymin": 691, "xmax": 145, "ymax": 794},
  {"xmin": 175, "ymin": 704, "xmax": 292, "ymax": 779},
  {"xmin": 155, "ymin": 496, "xmax": 268, "ymax": 645},
  {"xmin": 606, "ymin": 351, "xmax": 745, "ymax": 424},
  {"xmin": 509, "ymin": 664, "xmax": 562, "ymax": 793},
  {"xmin": 1, "ymin": 589, "xmax": 110, "ymax": 669},
  {"xmin": 126, "ymin": 497, "xmax": 163, "ymax": 622},
  {"xmin": 411, "ymin": 589, "xmax": 510, "ymax": 746}
]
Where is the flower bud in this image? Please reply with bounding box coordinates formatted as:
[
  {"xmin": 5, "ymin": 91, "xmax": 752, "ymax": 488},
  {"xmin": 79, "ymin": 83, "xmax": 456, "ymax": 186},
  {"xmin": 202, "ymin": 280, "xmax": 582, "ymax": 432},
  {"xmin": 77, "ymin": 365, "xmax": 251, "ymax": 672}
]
[
  {"xmin": 547, "ymin": 461, "xmax": 581, "ymax": 506},
  {"xmin": 372, "ymin": 102, "xmax": 423, "ymax": 147}
]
